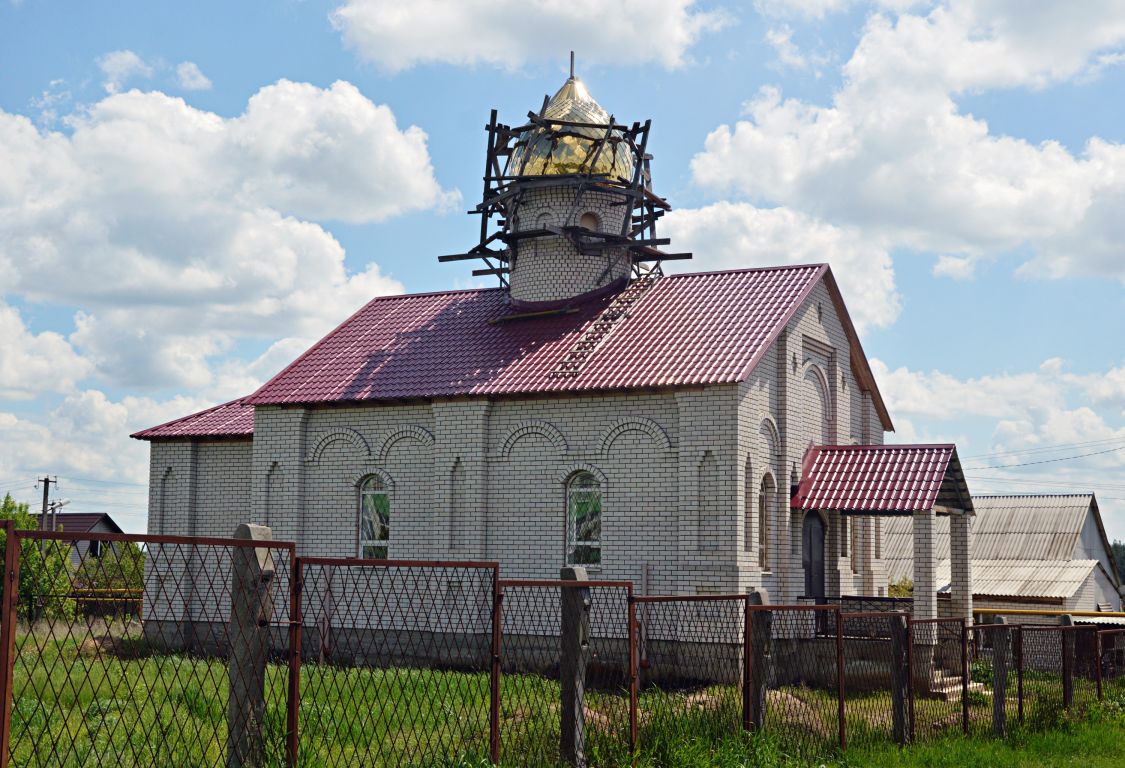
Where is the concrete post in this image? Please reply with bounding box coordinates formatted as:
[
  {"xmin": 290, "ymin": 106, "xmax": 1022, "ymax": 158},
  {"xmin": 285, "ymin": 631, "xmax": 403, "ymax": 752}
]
[
  {"xmin": 890, "ymin": 614, "xmax": 910, "ymax": 745},
  {"xmin": 228, "ymin": 524, "xmax": 276, "ymax": 768},
  {"xmin": 559, "ymin": 566, "xmax": 591, "ymax": 767},
  {"xmin": 1060, "ymin": 614, "xmax": 1074, "ymax": 708},
  {"xmin": 950, "ymin": 510, "xmax": 973, "ymax": 623},
  {"xmin": 992, "ymin": 617, "xmax": 1010, "ymax": 738},
  {"xmin": 747, "ymin": 594, "xmax": 772, "ymax": 730}
]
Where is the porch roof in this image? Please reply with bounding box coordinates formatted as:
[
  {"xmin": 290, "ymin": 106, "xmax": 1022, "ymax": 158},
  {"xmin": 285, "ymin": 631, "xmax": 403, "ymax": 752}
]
[{"xmin": 790, "ymin": 444, "xmax": 973, "ymax": 515}]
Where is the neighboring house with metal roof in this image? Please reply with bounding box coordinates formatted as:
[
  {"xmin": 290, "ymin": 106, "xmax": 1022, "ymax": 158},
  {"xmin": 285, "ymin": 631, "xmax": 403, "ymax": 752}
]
[
  {"xmin": 131, "ymin": 70, "xmax": 969, "ymax": 610},
  {"xmin": 35, "ymin": 512, "xmax": 124, "ymax": 568},
  {"xmin": 883, "ymin": 494, "xmax": 1123, "ymax": 616}
]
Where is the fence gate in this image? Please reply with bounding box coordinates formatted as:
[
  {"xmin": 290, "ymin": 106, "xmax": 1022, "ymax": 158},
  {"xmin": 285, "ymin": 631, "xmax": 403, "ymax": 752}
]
[{"xmin": 0, "ymin": 525, "xmax": 295, "ymax": 768}]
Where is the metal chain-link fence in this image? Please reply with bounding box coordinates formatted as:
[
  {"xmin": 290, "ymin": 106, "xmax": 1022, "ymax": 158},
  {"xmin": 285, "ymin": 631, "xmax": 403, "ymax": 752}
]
[{"xmin": 0, "ymin": 525, "xmax": 1119, "ymax": 767}]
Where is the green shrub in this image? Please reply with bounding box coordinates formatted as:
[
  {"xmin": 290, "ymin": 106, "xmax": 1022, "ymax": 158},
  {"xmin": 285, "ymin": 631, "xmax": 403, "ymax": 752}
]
[{"xmin": 0, "ymin": 493, "xmax": 75, "ymax": 619}]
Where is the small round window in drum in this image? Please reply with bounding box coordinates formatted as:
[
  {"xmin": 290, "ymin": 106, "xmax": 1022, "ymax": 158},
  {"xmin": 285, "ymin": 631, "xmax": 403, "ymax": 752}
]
[{"xmin": 579, "ymin": 211, "xmax": 599, "ymax": 231}]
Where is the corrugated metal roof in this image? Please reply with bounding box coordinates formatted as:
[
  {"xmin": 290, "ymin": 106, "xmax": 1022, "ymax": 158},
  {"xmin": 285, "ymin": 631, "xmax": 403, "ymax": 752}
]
[
  {"xmin": 35, "ymin": 513, "xmax": 123, "ymax": 534},
  {"xmin": 934, "ymin": 559, "xmax": 1097, "ymax": 600},
  {"xmin": 790, "ymin": 444, "xmax": 970, "ymax": 513},
  {"xmin": 131, "ymin": 398, "xmax": 254, "ymax": 441},
  {"xmin": 883, "ymin": 494, "xmax": 1095, "ymax": 581},
  {"xmin": 1074, "ymin": 616, "xmax": 1125, "ymax": 626},
  {"xmin": 246, "ymin": 265, "xmax": 830, "ymax": 404}
]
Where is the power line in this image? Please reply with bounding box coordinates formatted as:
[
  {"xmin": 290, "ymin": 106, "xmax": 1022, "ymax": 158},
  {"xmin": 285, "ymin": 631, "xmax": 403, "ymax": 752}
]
[
  {"xmin": 963, "ymin": 444, "xmax": 1125, "ymax": 470},
  {"xmin": 964, "ymin": 474, "xmax": 1125, "ymax": 493},
  {"xmin": 60, "ymin": 487, "xmax": 148, "ymax": 500},
  {"xmin": 59, "ymin": 475, "xmax": 147, "ymax": 487},
  {"xmin": 960, "ymin": 436, "xmax": 1125, "ymax": 461}
]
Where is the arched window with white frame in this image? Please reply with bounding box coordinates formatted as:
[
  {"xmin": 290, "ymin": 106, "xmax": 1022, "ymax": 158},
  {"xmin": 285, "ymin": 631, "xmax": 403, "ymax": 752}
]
[
  {"xmin": 358, "ymin": 474, "xmax": 390, "ymax": 559},
  {"xmin": 566, "ymin": 471, "xmax": 602, "ymax": 566}
]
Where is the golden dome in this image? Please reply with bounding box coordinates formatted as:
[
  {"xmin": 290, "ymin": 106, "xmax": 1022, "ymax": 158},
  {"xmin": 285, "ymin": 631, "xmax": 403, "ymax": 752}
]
[{"xmin": 506, "ymin": 76, "xmax": 635, "ymax": 182}]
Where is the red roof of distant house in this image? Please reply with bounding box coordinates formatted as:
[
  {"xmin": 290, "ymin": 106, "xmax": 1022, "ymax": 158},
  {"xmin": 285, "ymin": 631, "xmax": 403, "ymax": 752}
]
[
  {"xmin": 131, "ymin": 398, "xmax": 254, "ymax": 441},
  {"xmin": 245, "ymin": 265, "xmax": 890, "ymax": 424},
  {"xmin": 791, "ymin": 444, "xmax": 972, "ymax": 514},
  {"xmin": 35, "ymin": 512, "xmax": 124, "ymax": 534}
]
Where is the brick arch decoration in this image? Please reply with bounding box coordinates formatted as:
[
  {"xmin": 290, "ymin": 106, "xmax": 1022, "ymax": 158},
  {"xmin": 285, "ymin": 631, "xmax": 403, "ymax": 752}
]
[
  {"xmin": 759, "ymin": 416, "xmax": 781, "ymax": 466},
  {"xmin": 348, "ymin": 466, "xmax": 396, "ymax": 490},
  {"xmin": 500, "ymin": 420, "xmax": 569, "ymax": 459},
  {"xmin": 554, "ymin": 463, "xmax": 608, "ymax": 486},
  {"xmin": 801, "ymin": 362, "xmax": 835, "ymax": 428},
  {"xmin": 307, "ymin": 428, "xmax": 371, "ymax": 464},
  {"xmin": 597, "ymin": 417, "xmax": 673, "ymax": 456},
  {"xmin": 376, "ymin": 426, "xmax": 435, "ymax": 463}
]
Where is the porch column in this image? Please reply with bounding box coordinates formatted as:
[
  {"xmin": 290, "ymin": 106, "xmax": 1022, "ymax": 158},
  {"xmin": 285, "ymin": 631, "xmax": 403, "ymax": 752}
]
[
  {"xmin": 949, "ymin": 510, "xmax": 973, "ymax": 622},
  {"xmin": 912, "ymin": 508, "xmax": 937, "ymax": 623}
]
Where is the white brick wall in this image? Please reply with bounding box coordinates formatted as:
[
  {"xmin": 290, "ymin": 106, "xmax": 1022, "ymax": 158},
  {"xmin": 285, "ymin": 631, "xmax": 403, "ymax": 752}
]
[
  {"xmin": 508, "ymin": 187, "xmax": 631, "ymax": 305},
  {"xmin": 144, "ymin": 275, "xmax": 892, "ymax": 602}
]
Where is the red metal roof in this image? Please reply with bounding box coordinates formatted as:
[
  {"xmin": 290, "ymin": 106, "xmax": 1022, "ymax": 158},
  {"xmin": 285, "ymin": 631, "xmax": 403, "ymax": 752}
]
[
  {"xmin": 791, "ymin": 444, "xmax": 972, "ymax": 514},
  {"xmin": 248, "ymin": 265, "xmax": 830, "ymax": 405},
  {"xmin": 35, "ymin": 512, "xmax": 124, "ymax": 534},
  {"xmin": 131, "ymin": 398, "xmax": 254, "ymax": 441}
]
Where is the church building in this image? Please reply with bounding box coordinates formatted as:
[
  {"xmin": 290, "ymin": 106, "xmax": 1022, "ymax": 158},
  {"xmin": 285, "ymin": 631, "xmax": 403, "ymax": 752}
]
[{"xmin": 133, "ymin": 68, "xmax": 974, "ymax": 617}]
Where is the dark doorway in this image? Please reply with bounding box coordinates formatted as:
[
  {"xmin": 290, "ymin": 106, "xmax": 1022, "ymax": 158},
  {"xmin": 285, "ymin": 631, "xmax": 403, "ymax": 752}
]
[{"xmin": 802, "ymin": 512, "xmax": 826, "ymax": 602}]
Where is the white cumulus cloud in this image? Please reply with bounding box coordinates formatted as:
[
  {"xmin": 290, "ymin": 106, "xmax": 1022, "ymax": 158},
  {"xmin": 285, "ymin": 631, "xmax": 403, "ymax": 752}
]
[
  {"xmin": 97, "ymin": 50, "xmax": 154, "ymax": 94},
  {"xmin": 662, "ymin": 202, "xmax": 900, "ymax": 333},
  {"xmin": 0, "ymin": 303, "xmax": 93, "ymax": 399},
  {"xmin": 870, "ymin": 356, "xmax": 1125, "ymax": 534},
  {"xmin": 692, "ymin": 1, "xmax": 1125, "ymax": 281},
  {"xmin": 330, "ymin": 0, "xmax": 730, "ymax": 73},
  {"xmin": 175, "ymin": 61, "xmax": 212, "ymax": 91},
  {"xmin": 0, "ymin": 80, "xmax": 458, "ymax": 387}
]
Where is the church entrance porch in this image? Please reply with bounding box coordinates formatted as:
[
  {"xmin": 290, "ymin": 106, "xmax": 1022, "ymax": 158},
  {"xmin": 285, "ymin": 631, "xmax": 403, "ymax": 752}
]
[{"xmin": 790, "ymin": 444, "xmax": 976, "ymax": 691}]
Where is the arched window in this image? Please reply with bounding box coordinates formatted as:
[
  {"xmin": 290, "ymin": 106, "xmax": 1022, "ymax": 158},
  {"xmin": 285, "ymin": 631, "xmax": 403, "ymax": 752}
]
[
  {"xmin": 566, "ymin": 471, "xmax": 601, "ymax": 566},
  {"xmin": 759, "ymin": 474, "xmax": 775, "ymax": 570},
  {"xmin": 359, "ymin": 475, "xmax": 390, "ymax": 559},
  {"xmin": 579, "ymin": 211, "xmax": 600, "ymax": 231}
]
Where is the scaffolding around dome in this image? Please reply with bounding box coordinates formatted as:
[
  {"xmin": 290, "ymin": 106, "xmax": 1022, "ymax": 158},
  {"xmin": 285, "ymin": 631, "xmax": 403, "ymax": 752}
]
[{"xmin": 440, "ymin": 73, "xmax": 691, "ymax": 291}]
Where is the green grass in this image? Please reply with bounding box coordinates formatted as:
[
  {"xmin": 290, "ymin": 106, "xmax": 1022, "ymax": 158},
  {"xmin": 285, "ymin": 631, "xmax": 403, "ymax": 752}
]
[{"xmin": 9, "ymin": 627, "xmax": 1125, "ymax": 767}]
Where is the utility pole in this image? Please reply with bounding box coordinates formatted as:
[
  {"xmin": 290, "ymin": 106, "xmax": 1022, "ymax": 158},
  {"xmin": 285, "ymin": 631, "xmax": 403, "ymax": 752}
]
[
  {"xmin": 36, "ymin": 476, "xmax": 56, "ymax": 554},
  {"xmin": 38, "ymin": 477, "xmax": 52, "ymax": 531}
]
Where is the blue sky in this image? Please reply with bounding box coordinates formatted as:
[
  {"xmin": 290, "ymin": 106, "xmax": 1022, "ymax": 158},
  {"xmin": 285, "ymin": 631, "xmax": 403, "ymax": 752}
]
[{"xmin": 1, "ymin": 0, "xmax": 1123, "ymax": 538}]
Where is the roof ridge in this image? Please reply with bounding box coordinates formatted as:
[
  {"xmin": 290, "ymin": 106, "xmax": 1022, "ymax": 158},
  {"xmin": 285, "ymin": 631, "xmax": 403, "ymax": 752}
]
[
  {"xmin": 817, "ymin": 443, "xmax": 956, "ymax": 451},
  {"xmin": 660, "ymin": 263, "xmax": 827, "ymax": 280},
  {"xmin": 973, "ymin": 493, "xmax": 1095, "ymax": 499}
]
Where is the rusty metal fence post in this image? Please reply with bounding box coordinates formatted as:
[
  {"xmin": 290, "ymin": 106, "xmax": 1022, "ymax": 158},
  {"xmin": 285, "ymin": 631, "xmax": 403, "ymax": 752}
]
[
  {"xmin": 627, "ymin": 592, "xmax": 638, "ymax": 756},
  {"xmin": 991, "ymin": 618, "xmax": 1011, "ymax": 738},
  {"xmin": 836, "ymin": 609, "xmax": 845, "ymax": 750},
  {"xmin": 1096, "ymin": 630, "xmax": 1104, "ymax": 701},
  {"xmin": 742, "ymin": 596, "xmax": 752, "ymax": 732},
  {"xmin": 1016, "ymin": 626, "xmax": 1024, "ymax": 724},
  {"xmin": 905, "ymin": 615, "xmax": 915, "ymax": 745},
  {"xmin": 286, "ymin": 554, "xmax": 303, "ymax": 768},
  {"xmin": 889, "ymin": 614, "xmax": 909, "ymax": 746},
  {"xmin": 744, "ymin": 596, "xmax": 770, "ymax": 731},
  {"xmin": 0, "ymin": 521, "xmax": 20, "ymax": 768},
  {"xmin": 490, "ymin": 572, "xmax": 502, "ymax": 765},
  {"xmin": 1062, "ymin": 626, "xmax": 1074, "ymax": 709},
  {"xmin": 961, "ymin": 621, "xmax": 970, "ymax": 735}
]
